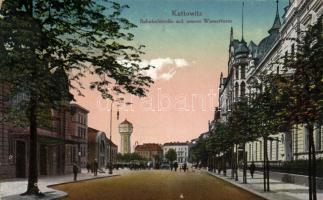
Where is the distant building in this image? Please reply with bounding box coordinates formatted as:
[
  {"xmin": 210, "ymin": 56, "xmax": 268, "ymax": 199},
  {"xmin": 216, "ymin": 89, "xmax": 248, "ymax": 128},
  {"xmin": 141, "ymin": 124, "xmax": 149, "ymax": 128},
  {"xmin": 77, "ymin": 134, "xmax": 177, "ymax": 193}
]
[
  {"xmin": 119, "ymin": 119, "xmax": 133, "ymax": 154},
  {"xmin": 87, "ymin": 127, "xmax": 117, "ymax": 169},
  {"xmin": 135, "ymin": 143, "xmax": 163, "ymax": 165},
  {"xmin": 163, "ymin": 142, "xmax": 189, "ymax": 163}
]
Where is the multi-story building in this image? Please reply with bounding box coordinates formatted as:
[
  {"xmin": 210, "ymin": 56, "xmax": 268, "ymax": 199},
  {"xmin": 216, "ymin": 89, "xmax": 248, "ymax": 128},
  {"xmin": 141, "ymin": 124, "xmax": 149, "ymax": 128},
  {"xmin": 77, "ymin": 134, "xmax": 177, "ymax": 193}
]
[
  {"xmin": 135, "ymin": 143, "xmax": 163, "ymax": 165},
  {"xmin": 216, "ymin": 0, "xmax": 323, "ymax": 165},
  {"xmin": 163, "ymin": 142, "xmax": 189, "ymax": 163},
  {"xmin": 0, "ymin": 93, "xmax": 89, "ymax": 178}
]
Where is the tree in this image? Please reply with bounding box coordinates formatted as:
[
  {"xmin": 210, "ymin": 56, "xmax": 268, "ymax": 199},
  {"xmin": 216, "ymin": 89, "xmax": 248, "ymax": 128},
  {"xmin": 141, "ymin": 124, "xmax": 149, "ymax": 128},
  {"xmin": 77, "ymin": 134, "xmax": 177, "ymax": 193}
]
[
  {"xmin": 277, "ymin": 16, "xmax": 323, "ymax": 200},
  {"xmin": 165, "ymin": 149, "xmax": 177, "ymax": 163},
  {"xmin": 190, "ymin": 138, "xmax": 209, "ymax": 167},
  {"xmin": 248, "ymin": 73, "xmax": 290, "ymax": 192},
  {"xmin": 0, "ymin": 0, "xmax": 153, "ymax": 196},
  {"xmin": 206, "ymin": 122, "xmax": 232, "ymax": 176},
  {"xmin": 227, "ymin": 100, "xmax": 256, "ymax": 183}
]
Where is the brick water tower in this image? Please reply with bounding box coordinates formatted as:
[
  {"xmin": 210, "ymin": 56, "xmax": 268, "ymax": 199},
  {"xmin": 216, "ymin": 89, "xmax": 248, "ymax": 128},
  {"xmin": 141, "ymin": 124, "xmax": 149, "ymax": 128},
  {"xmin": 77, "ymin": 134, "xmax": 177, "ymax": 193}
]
[{"xmin": 119, "ymin": 119, "xmax": 133, "ymax": 154}]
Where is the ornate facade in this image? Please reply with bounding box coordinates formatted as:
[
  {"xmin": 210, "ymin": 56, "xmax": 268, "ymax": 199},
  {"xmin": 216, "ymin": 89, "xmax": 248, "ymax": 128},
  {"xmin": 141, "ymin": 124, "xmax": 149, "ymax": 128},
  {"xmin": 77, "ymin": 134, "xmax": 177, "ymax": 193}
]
[{"xmin": 216, "ymin": 0, "xmax": 323, "ymax": 165}]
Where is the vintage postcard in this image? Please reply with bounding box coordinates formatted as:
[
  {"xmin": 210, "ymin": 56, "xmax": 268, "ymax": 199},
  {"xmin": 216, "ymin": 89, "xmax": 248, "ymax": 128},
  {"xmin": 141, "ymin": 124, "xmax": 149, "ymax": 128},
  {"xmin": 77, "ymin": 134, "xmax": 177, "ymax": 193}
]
[{"xmin": 0, "ymin": 0, "xmax": 322, "ymax": 199}]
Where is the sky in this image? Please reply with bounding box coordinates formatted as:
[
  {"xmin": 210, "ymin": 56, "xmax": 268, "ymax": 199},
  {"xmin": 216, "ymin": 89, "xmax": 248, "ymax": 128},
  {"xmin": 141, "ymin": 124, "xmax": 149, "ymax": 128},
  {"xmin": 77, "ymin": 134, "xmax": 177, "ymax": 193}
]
[{"xmin": 74, "ymin": 0, "xmax": 289, "ymax": 150}]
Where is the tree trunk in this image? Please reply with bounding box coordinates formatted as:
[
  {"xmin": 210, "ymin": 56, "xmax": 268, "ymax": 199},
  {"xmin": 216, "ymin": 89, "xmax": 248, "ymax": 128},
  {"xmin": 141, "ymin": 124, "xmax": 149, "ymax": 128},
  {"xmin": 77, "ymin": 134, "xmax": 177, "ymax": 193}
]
[
  {"xmin": 231, "ymin": 145, "xmax": 235, "ymax": 179},
  {"xmin": 224, "ymin": 152, "xmax": 227, "ymax": 176},
  {"xmin": 242, "ymin": 143, "xmax": 247, "ymax": 184},
  {"xmin": 265, "ymin": 139, "xmax": 270, "ymax": 191},
  {"xmin": 263, "ymin": 137, "xmax": 267, "ymax": 192},
  {"xmin": 308, "ymin": 124, "xmax": 317, "ymax": 200},
  {"xmin": 22, "ymin": 97, "xmax": 42, "ymax": 196},
  {"xmin": 235, "ymin": 144, "xmax": 238, "ymax": 181}
]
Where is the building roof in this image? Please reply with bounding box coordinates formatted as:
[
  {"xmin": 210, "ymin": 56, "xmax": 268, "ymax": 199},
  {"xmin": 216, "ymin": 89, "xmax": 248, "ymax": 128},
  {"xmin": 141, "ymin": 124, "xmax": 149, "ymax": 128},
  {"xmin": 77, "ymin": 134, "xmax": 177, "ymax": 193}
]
[
  {"xmin": 87, "ymin": 127, "xmax": 104, "ymax": 144},
  {"xmin": 235, "ymin": 39, "xmax": 249, "ymax": 57},
  {"xmin": 120, "ymin": 119, "xmax": 133, "ymax": 126},
  {"xmin": 70, "ymin": 103, "xmax": 90, "ymax": 113},
  {"xmin": 135, "ymin": 143, "xmax": 162, "ymax": 151},
  {"xmin": 163, "ymin": 142, "xmax": 189, "ymax": 146},
  {"xmin": 269, "ymin": 0, "xmax": 282, "ymax": 33},
  {"xmin": 107, "ymin": 138, "xmax": 117, "ymax": 147}
]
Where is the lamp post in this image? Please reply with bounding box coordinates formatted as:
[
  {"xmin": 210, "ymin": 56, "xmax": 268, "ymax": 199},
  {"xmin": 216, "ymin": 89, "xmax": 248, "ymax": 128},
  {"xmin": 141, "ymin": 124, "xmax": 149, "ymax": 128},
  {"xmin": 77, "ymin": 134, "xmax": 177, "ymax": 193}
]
[
  {"xmin": 108, "ymin": 97, "xmax": 130, "ymax": 174},
  {"xmin": 108, "ymin": 99, "xmax": 114, "ymax": 174}
]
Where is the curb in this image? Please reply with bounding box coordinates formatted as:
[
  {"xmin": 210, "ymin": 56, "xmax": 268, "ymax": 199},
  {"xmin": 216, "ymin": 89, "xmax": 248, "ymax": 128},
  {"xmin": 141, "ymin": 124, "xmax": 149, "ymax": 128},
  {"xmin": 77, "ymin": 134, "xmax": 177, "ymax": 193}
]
[
  {"xmin": 48, "ymin": 174, "xmax": 120, "ymax": 187},
  {"xmin": 203, "ymin": 170, "xmax": 270, "ymax": 200}
]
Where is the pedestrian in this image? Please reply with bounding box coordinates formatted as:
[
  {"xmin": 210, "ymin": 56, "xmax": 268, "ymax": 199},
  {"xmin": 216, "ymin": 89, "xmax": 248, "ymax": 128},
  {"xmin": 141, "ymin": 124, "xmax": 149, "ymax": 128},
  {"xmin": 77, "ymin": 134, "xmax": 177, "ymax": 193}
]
[
  {"xmin": 174, "ymin": 162, "xmax": 178, "ymax": 172},
  {"xmin": 183, "ymin": 162, "xmax": 187, "ymax": 172},
  {"xmin": 170, "ymin": 162, "xmax": 174, "ymax": 171},
  {"xmin": 249, "ymin": 162, "xmax": 256, "ymax": 178},
  {"xmin": 86, "ymin": 162, "xmax": 91, "ymax": 173},
  {"xmin": 73, "ymin": 162, "xmax": 78, "ymax": 181},
  {"xmin": 93, "ymin": 159, "xmax": 98, "ymax": 176}
]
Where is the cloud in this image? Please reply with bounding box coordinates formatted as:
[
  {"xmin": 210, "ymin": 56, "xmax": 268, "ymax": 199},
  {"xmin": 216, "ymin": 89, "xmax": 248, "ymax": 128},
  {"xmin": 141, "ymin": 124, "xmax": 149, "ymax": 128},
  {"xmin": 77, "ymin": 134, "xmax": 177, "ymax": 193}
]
[{"xmin": 142, "ymin": 57, "xmax": 189, "ymax": 81}]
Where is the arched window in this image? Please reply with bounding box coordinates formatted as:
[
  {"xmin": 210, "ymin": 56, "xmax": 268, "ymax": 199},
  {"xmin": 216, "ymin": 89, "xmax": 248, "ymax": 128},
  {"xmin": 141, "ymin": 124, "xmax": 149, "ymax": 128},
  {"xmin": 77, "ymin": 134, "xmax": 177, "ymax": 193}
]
[
  {"xmin": 235, "ymin": 82, "xmax": 239, "ymax": 99},
  {"xmin": 240, "ymin": 82, "xmax": 246, "ymax": 97},
  {"xmin": 241, "ymin": 65, "xmax": 246, "ymax": 79},
  {"xmin": 100, "ymin": 140, "xmax": 105, "ymax": 154}
]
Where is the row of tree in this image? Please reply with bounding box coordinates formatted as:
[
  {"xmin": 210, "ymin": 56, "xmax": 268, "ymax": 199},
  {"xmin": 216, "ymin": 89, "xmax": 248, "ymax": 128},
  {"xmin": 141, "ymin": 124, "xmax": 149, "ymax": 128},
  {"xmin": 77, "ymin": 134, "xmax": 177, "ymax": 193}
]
[{"xmin": 191, "ymin": 16, "xmax": 322, "ymax": 200}]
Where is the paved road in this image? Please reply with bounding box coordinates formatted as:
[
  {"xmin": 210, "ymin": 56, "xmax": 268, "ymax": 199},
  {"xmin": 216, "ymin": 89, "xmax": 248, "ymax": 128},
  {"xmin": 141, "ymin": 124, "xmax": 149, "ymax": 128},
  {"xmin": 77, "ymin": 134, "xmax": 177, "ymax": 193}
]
[{"xmin": 53, "ymin": 170, "xmax": 264, "ymax": 200}]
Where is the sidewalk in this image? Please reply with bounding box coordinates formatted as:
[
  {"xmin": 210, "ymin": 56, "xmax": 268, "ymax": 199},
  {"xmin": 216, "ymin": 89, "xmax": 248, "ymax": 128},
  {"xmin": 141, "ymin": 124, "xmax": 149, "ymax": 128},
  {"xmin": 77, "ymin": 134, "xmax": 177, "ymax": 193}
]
[
  {"xmin": 0, "ymin": 168, "xmax": 127, "ymax": 200},
  {"xmin": 205, "ymin": 169, "xmax": 323, "ymax": 200}
]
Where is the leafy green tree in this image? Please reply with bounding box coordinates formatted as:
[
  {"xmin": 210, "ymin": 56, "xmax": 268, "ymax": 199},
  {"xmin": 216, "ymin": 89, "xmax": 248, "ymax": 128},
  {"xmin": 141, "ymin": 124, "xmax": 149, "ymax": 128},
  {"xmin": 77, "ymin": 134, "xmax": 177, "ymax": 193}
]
[
  {"xmin": 165, "ymin": 149, "xmax": 177, "ymax": 163},
  {"xmin": 206, "ymin": 122, "xmax": 232, "ymax": 176},
  {"xmin": 0, "ymin": 0, "xmax": 153, "ymax": 196},
  {"xmin": 248, "ymin": 73, "xmax": 290, "ymax": 192},
  {"xmin": 277, "ymin": 16, "xmax": 323, "ymax": 200},
  {"xmin": 191, "ymin": 138, "xmax": 209, "ymax": 167}
]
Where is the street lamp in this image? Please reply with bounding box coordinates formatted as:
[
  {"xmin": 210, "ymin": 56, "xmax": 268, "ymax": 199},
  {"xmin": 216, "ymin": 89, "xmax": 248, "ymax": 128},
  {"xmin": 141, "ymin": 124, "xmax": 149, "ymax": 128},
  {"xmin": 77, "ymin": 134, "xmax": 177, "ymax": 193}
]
[{"xmin": 108, "ymin": 97, "xmax": 130, "ymax": 174}]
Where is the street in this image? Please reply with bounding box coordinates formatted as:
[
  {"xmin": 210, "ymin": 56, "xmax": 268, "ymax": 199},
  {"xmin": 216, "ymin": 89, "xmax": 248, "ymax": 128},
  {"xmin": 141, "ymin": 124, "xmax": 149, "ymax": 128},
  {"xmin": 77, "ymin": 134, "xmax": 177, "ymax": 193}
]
[{"xmin": 53, "ymin": 170, "xmax": 264, "ymax": 200}]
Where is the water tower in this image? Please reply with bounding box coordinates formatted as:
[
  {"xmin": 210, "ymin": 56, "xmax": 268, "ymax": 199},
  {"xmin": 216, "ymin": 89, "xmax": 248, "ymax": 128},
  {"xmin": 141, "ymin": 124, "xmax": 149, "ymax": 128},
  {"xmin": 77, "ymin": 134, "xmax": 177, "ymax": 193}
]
[{"xmin": 119, "ymin": 119, "xmax": 133, "ymax": 154}]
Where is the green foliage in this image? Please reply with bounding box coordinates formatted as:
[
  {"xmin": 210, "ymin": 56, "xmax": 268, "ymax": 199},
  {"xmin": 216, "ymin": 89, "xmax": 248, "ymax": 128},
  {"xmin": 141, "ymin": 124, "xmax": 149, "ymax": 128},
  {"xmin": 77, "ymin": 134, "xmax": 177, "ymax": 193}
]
[
  {"xmin": 117, "ymin": 153, "xmax": 146, "ymax": 162},
  {"xmin": 277, "ymin": 16, "xmax": 323, "ymax": 126},
  {"xmin": 206, "ymin": 122, "xmax": 231, "ymax": 154},
  {"xmin": 190, "ymin": 139, "xmax": 208, "ymax": 163},
  {"xmin": 165, "ymin": 149, "xmax": 177, "ymax": 162}
]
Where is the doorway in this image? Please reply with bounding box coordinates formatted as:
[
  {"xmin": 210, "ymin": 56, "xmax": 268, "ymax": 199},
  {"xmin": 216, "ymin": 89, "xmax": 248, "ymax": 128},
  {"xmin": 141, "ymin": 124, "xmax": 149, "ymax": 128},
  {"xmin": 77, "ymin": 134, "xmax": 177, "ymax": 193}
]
[{"xmin": 16, "ymin": 140, "xmax": 26, "ymax": 178}]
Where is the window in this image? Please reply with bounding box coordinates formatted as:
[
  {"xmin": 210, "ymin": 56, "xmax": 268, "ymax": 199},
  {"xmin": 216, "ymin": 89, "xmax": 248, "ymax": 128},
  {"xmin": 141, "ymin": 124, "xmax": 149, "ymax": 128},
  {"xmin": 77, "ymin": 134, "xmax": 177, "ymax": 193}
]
[
  {"xmin": 276, "ymin": 140, "xmax": 279, "ymax": 160},
  {"xmin": 304, "ymin": 126, "xmax": 309, "ymax": 152},
  {"xmin": 291, "ymin": 44, "xmax": 295, "ymax": 57},
  {"xmin": 255, "ymin": 142, "xmax": 258, "ymax": 161},
  {"xmin": 235, "ymin": 67, "xmax": 239, "ymax": 79},
  {"xmin": 315, "ymin": 124, "xmax": 322, "ymax": 150},
  {"xmin": 235, "ymin": 82, "xmax": 239, "ymax": 99},
  {"xmin": 241, "ymin": 65, "xmax": 245, "ymax": 79},
  {"xmin": 240, "ymin": 82, "xmax": 246, "ymax": 97},
  {"xmin": 277, "ymin": 66, "xmax": 280, "ymax": 74},
  {"xmin": 259, "ymin": 141, "xmax": 262, "ymax": 161}
]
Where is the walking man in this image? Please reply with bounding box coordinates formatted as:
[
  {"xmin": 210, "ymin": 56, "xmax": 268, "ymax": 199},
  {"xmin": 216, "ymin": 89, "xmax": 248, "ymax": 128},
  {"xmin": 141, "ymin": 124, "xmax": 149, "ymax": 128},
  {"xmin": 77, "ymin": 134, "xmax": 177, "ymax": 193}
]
[
  {"xmin": 73, "ymin": 162, "xmax": 78, "ymax": 181},
  {"xmin": 93, "ymin": 159, "xmax": 98, "ymax": 176},
  {"xmin": 249, "ymin": 162, "xmax": 256, "ymax": 178}
]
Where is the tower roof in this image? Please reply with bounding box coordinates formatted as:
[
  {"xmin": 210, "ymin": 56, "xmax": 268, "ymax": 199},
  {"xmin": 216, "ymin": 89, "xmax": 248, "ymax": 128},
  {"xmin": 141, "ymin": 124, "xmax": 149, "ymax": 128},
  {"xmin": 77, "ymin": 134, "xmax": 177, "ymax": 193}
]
[
  {"xmin": 269, "ymin": 0, "xmax": 281, "ymax": 33},
  {"xmin": 120, "ymin": 119, "xmax": 133, "ymax": 126}
]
